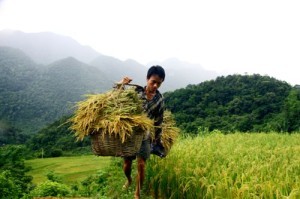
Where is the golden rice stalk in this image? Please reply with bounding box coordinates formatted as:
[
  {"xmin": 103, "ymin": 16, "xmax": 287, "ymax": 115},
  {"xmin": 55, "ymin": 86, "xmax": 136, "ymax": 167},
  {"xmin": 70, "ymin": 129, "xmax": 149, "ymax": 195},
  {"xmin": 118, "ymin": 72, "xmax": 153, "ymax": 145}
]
[
  {"xmin": 161, "ymin": 110, "xmax": 180, "ymax": 152},
  {"xmin": 69, "ymin": 87, "xmax": 154, "ymax": 142}
]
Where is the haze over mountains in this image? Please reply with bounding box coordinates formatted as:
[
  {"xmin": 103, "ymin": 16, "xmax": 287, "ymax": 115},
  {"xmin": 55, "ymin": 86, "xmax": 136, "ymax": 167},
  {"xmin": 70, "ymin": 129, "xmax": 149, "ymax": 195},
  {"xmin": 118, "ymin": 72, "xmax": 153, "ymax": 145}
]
[
  {"xmin": 0, "ymin": 30, "xmax": 218, "ymax": 91},
  {"xmin": 0, "ymin": 30, "xmax": 100, "ymax": 64}
]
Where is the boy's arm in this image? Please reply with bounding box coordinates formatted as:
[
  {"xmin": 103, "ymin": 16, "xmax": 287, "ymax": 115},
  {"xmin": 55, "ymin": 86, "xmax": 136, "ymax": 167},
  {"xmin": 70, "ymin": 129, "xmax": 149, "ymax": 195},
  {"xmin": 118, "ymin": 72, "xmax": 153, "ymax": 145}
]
[{"xmin": 113, "ymin": 76, "xmax": 132, "ymax": 89}]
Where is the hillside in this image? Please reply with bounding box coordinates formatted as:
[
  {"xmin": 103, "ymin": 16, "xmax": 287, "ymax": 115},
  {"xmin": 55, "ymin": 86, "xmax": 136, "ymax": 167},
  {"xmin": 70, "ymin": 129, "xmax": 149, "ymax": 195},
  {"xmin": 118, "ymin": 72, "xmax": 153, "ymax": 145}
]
[
  {"xmin": 164, "ymin": 74, "xmax": 298, "ymax": 133},
  {"xmin": 0, "ymin": 47, "xmax": 112, "ymax": 133}
]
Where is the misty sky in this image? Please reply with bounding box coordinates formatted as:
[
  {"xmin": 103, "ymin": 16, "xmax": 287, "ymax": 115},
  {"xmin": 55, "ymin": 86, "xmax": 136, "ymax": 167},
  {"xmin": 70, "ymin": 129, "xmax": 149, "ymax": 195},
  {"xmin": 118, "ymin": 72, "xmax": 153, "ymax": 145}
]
[{"xmin": 0, "ymin": 0, "xmax": 299, "ymax": 85}]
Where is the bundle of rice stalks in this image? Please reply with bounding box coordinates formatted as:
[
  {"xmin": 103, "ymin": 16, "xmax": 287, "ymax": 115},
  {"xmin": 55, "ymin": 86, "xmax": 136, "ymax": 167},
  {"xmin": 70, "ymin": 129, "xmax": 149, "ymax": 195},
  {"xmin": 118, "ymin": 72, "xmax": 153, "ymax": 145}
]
[
  {"xmin": 161, "ymin": 110, "xmax": 180, "ymax": 153},
  {"xmin": 69, "ymin": 87, "xmax": 154, "ymax": 143}
]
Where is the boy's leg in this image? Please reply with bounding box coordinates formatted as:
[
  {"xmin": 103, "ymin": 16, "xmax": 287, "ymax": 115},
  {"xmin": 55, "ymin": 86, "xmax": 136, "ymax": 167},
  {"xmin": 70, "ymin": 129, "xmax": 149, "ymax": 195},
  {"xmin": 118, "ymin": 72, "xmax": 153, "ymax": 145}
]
[
  {"xmin": 135, "ymin": 157, "xmax": 146, "ymax": 199},
  {"xmin": 134, "ymin": 139, "xmax": 150, "ymax": 198},
  {"xmin": 123, "ymin": 158, "xmax": 133, "ymax": 188}
]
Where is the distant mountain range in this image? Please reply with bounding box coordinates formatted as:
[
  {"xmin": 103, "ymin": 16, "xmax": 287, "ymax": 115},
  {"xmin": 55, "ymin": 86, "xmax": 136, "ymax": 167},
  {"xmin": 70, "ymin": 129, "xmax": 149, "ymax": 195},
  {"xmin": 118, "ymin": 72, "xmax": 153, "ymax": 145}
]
[
  {"xmin": 0, "ymin": 30, "xmax": 219, "ymax": 92},
  {"xmin": 0, "ymin": 30, "xmax": 219, "ymax": 133},
  {"xmin": 0, "ymin": 30, "xmax": 100, "ymax": 64}
]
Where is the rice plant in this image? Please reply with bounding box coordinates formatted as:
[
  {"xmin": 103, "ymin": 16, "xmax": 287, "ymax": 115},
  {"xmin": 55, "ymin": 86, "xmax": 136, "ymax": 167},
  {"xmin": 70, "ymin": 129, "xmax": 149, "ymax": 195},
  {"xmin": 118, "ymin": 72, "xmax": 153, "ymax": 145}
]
[{"xmin": 145, "ymin": 132, "xmax": 300, "ymax": 199}]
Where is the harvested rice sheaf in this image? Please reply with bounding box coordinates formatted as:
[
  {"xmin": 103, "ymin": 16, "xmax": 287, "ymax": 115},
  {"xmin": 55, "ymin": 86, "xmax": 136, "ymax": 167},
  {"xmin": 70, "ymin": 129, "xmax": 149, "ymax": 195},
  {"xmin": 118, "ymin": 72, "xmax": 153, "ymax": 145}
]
[
  {"xmin": 161, "ymin": 110, "xmax": 180, "ymax": 152},
  {"xmin": 69, "ymin": 87, "xmax": 154, "ymax": 142}
]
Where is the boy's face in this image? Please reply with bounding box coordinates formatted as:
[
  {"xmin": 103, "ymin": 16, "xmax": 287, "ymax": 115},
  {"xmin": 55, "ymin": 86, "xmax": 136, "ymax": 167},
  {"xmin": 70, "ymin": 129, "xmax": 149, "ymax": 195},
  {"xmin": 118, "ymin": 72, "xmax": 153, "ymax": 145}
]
[{"xmin": 146, "ymin": 74, "xmax": 163, "ymax": 93}]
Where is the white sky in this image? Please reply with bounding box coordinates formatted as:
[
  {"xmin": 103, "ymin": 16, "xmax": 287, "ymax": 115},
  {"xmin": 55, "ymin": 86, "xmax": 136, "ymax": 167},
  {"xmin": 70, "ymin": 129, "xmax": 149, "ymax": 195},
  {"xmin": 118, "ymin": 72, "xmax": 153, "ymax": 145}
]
[{"xmin": 0, "ymin": 0, "xmax": 299, "ymax": 85}]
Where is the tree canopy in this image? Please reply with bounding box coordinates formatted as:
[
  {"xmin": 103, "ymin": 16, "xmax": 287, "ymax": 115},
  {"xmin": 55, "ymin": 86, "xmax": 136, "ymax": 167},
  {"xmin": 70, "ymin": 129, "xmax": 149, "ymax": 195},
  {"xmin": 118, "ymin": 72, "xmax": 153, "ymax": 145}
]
[{"xmin": 164, "ymin": 74, "xmax": 298, "ymax": 133}]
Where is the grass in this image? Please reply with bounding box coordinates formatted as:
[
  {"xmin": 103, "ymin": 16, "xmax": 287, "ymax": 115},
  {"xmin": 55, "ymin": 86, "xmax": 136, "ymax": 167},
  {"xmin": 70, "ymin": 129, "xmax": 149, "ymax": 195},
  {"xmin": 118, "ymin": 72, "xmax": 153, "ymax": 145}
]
[{"xmin": 25, "ymin": 155, "xmax": 111, "ymax": 184}]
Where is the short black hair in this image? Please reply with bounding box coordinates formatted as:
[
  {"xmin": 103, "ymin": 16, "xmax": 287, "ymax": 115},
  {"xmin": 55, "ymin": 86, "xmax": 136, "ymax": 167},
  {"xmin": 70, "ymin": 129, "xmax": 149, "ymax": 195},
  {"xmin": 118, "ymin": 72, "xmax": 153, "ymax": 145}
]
[{"xmin": 147, "ymin": 65, "xmax": 165, "ymax": 81}]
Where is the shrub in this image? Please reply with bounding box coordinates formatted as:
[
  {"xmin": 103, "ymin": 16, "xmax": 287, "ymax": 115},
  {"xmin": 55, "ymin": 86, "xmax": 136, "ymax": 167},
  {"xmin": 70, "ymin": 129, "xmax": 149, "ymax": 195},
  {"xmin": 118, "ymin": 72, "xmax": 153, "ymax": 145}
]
[
  {"xmin": 79, "ymin": 170, "xmax": 110, "ymax": 197},
  {"xmin": 50, "ymin": 148, "xmax": 63, "ymax": 157},
  {"xmin": 46, "ymin": 170, "xmax": 62, "ymax": 183},
  {"xmin": 30, "ymin": 180, "xmax": 70, "ymax": 197}
]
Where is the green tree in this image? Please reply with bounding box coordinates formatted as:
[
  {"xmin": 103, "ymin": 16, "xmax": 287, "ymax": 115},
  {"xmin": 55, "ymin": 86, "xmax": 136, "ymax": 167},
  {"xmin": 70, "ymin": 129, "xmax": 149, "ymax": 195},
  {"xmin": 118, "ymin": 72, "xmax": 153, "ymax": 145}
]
[
  {"xmin": 282, "ymin": 89, "xmax": 300, "ymax": 132},
  {"xmin": 0, "ymin": 145, "xmax": 33, "ymax": 198}
]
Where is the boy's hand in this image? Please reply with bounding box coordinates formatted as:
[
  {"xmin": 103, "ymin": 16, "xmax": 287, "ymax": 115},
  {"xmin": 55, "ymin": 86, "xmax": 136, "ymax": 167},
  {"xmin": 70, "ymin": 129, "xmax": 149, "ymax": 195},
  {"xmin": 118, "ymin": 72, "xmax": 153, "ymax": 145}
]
[
  {"xmin": 114, "ymin": 77, "xmax": 133, "ymax": 89},
  {"xmin": 123, "ymin": 77, "xmax": 133, "ymax": 84},
  {"xmin": 119, "ymin": 76, "xmax": 132, "ymax": 85}
]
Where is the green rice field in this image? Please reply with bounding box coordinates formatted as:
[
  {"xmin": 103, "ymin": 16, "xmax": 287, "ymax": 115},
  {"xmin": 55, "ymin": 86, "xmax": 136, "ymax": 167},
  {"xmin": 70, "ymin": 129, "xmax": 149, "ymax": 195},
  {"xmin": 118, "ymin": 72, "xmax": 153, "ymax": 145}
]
[
  {"xmin": 146, "ymin": 132, "xmax": 300, "ymax": 198},
  {"xmin": 25, "ymin": 155, "xmax": 111, "ymax": 184}
]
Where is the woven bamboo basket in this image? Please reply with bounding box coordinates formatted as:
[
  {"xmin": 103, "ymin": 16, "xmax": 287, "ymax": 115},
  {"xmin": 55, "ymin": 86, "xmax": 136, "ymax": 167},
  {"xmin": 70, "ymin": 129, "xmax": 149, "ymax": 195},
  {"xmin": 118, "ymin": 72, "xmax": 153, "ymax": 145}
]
[
  {"xmin": 90, "ymin": 128, "xmax": 145, "ymax": 157},
  {"xmin": 69, "ymin": 85, "xmax": 154, "ymax": 157}
]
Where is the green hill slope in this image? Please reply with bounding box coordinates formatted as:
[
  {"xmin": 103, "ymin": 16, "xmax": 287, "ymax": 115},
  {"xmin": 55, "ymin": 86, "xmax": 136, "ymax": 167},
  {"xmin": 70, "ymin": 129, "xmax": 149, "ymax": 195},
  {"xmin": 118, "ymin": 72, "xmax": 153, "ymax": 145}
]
[
  {"xmin": 164, "ymin": 74, "xmax": 295, "ymax": 133},
  {"xmin": 0, "ymin": 47, "xmax": 112, "ymax": 134}
]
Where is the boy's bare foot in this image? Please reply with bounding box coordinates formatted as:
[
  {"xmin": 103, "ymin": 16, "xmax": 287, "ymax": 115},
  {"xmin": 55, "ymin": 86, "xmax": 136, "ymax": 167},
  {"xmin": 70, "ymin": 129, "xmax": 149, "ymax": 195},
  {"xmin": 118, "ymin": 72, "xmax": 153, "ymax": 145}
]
[
  {"xmin": 122, "ymin": 179, "xmax": 132, "ymax": 189},
  {"xmin": 134, "ymin": 193, "xmax": 140, "ymax": 199}
]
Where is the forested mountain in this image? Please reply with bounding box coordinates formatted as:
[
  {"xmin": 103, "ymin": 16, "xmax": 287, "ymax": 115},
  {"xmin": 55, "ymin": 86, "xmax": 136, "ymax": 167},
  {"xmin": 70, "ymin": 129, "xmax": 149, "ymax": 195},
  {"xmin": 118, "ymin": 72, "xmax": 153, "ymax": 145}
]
[
  {"xmin": 0, "ymin": 46, "xmax": 39, "ymax": 92},
  {"xmin": 0, "ymin": 47, "xmax": 112, "ymax": 134},
  {"xmin": 164, "ymin": 74, "xmax": 299, "ymax": 133}
]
